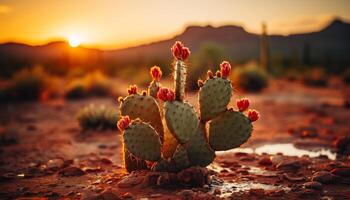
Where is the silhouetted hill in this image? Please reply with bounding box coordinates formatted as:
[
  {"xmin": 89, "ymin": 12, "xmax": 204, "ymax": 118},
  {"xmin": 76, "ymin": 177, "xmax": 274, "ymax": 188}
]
[{"xmin": 1, "ymin": 18, "xmax": 349, "ymax": 77}]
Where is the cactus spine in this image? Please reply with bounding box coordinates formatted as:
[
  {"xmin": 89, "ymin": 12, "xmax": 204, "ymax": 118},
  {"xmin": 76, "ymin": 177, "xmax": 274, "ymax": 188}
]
[{"xmin": 118, "ymin": 41, "xmax": 259, "ymax": 173}]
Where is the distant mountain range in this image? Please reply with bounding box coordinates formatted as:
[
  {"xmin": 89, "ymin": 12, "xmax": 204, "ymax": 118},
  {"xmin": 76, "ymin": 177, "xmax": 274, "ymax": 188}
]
[{"xmin": 1, "ymin": 18, "xmax": 349, "ymax": 76}]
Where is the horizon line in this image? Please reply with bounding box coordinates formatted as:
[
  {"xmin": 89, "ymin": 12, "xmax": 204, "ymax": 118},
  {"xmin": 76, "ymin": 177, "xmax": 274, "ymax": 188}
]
[{"xmin": 0, "ymin": 17, "xmax": 347, "ymax": 51}]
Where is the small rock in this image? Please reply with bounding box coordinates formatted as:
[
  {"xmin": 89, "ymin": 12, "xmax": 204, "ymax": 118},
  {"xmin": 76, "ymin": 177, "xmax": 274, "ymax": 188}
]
[
  {"xmin": 117, "ymin": 172, "xmax": 145, "ymax": 188},
  {"xmin": 47, "ymin": 159, "xmax": 65, "ymax": 170},
  {"xmin": 331, "ymin": 167, "xmax": 350, "ymax": 177},
  {"xmin": 239, "ymin": 155, "xmax": 255, "ymax": 161},
  {"xmin": 213, "ymin": 188, "xmax": 221, "ymax": 195},
  {"xmin": 303, "ymin": 181, "xmax": 323, "ymax": 190},
  {"xmin": 120, "ymin": 192, "xmax": 134, "ymax": 199},
  {"xmin": 236, "ymin": 169, "xmax": 249, "ymax": 175},
  {"xmin": 58, "ymin": 166, "xmax": 85, "ymax": 177},
  {"xmin": 283, "ymin": 173, "xmax": 305, "ymax": 182},
  {"xmin": 258, "ymin": 157, "xmax": 272, "ymax": 166},
  {"xmin": 311, "ymin": 171, "xmax": 340, "ymax": 184},
  {"xmin": 96, "ymin": 189, "xmax": 121, "ymax": 200},
  {"xmin": 98, "ymin": 144, "xmax": 108, "ymax": 149},
  {"xmin": 100, "ymin": 158, "xmax": 113, "ymax": 165},
  {"xmin": 203, "ymin": 184, "xmax": 209, "ymax": 190},
  {"xmin": 276, "ymin": 160, "xmax": 301, "ymax": 171},
  {"xmin": 83, "ymin": 167, "xmax": 104, "ymax": 173}
]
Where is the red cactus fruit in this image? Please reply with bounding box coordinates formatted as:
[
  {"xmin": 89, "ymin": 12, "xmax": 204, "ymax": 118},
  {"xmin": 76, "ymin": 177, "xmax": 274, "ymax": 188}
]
[
  {"xmin": 150, "ymin": 66, "xmax": 162, "ymax": 81},
  {"xmin": 117, "ymin": 116, "xmax": 130, "ymax": 131},
  {"xmin": 216, "ymin": 71, "xmax": 221, "ymax": 78},
  {"xmin": 171, "ymin": 41, "xmax": 190, "ymax": 61},
  {"xmin": 157, "ymin": 87, "xmax": 175, "ymax": 102},
  {"xmin": 220, "ymin": 61, "xmax": 231, "ymax": 78},
  {"xmin": 207, "ymin": 70, "xmax": 214, "ymax": 79},
  {"xmin": 166, "ymin": 90, "xmax": 175, "ymax": 101},
  {"xmin": 236, "ymin": 98, "xmax": 250, "ymax": 112},
  {"xmin": 247, "ymin": 110, "xmax": 260, "ymax": 122},
  {"xmin": 127, "ymin": 85, "xmax": 137, "ymax": 95}
]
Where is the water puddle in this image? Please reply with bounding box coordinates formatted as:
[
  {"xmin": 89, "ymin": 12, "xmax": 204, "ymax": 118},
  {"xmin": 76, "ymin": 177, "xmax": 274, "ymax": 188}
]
[
  {"xmin": 210, "ymin": 178, "xmax": 289, "ymax": 198},
  {"xmin": 217, "ymin": 143, "xmax": 337, "ymax": 160}
]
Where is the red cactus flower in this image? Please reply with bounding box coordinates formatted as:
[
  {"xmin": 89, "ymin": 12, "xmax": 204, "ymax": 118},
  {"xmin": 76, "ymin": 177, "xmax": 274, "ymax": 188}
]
[
  {"xmin": 247, "ymin": 110, "xmax": 260, "ymax": 122},
  {"xmin": 171, "ymin": 41, "xmax": 190, "ymax": 61},
  {"xmin": 117, "ymin": 116, "xmax": 130, "ymax": 131},
  {"xmin": 220, "ymin": 61, "xmax": 231, "ymax": 78},
  {"xmin": 150, "ymin": 66, "xmax": 162, "ymax": 81},
  {"xmin": 127, "ymin": 85, "xmax": 137, "ymax": 95},
  {"xmin": 236, "ymin": 98, "xmax": 250, "ymax": 112},
  {"xmin": 157, "ymin": 87, "xmax": 175, "ymax": 102}
]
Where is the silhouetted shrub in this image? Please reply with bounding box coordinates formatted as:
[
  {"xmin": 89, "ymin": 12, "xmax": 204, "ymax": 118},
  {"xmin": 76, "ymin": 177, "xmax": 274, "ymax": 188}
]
[
  {"xmin": 65, "ymin": 71, "xmax": 112, "ymax": 99},
  {"xmin": 65, "ymin": 79, "xmax": 87, "ymax": 99},
  {"xmin": 302, "ymin": 68, "xmax": 328, "ymax": 87},
  {"xmin": 232, "ymin": 64, "xmax": 269, "ymax": 92},
  {"xmin": 77, "ymin": 104, "xmax": 118, "ymax": 131},
  {"xmin": 9, "ymin": 66, "xmax": 49, "ymax": 100}
]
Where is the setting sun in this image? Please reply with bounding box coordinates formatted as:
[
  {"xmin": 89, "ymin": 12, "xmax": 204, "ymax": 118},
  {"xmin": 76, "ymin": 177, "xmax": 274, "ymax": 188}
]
[{"xmin": 68, "ymin": 35, "xmax": 81, "ymax": 47}]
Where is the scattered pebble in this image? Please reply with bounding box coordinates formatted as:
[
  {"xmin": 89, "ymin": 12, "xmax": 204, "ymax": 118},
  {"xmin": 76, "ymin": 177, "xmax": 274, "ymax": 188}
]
[
  {"xmin": 303, "ymin": 181, "xmax": 323, "ymax": 190},
  {"xmin": 331, "ymin": 167, "xmax": 350, "ymax": 177},
  {"xmin": 283, "ymin": 173, "xmax": 305, "ymax": 182},
  {"xmin": 213, "ymin": 188, "xmax": 221, "ymax": 195},
  {"xmin": 276, "ymin": 160, "xmax": 301, "ymax": 171},
  {"xmin": 96, "ymin": 189, "xmax": 121, "ymax": 200},
  {"xmin": 311, "ymin": 171, "xmax": 340, "ymax": 184},
  {"xmin": 120, "ymin": 192, "xmax": 134, "ymax": 199},
  {"xmin": 58, "ymin": 166, "xmax": 85, "ymax": 177},
  {"xmin": 258, "ymin": 157, "xmax": 272, "ymax": 166},
  {"xmin": 47, "ymin": 159, "xmax": 65, "ymax": 170}
]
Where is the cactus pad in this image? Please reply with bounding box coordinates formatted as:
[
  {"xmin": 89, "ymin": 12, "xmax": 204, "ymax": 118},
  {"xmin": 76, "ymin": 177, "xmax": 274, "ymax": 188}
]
[
  {"xmin": 164, "ymin": 101, "xmax": 198, "ymax": 143},
  {"xmin": 209, "ymin": 110, "xmax": 252, "ymax": 151},
  {"xmin": 171, "ymin": 144, "xmax": 191, "ymax": 171},
  {"xmin": 187, "ymin": 123, "xmax": 215, "ymax": 167},
  {"xmin": 123, "ymin": 121, "xmax": 162, "ymax": 161},
  {"xmin": 120, "ymin": 94, "xmax": 164, "ymax": 141},
  {"xmin": 123, "ymin": 147, "xmax": 148, "ymax": 172},
  {"xmin": 199, "ymin": 78, "xmax": 232, "ymax": 122}
]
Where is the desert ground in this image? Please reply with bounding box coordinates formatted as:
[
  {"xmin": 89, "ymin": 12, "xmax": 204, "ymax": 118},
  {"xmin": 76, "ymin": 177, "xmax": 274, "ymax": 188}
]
[{"xmin": 0, "ymin": 78, "xmax": 350, "ymax": 200}]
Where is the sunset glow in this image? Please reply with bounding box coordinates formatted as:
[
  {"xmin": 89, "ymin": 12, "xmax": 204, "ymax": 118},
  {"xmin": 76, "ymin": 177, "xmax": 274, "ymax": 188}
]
[
  {"xmin": 68, "ymin": 35, "xmax": 81, "ymax": 47},
  {"xmin": 0, "ymin": 0, "xmax": 349, "ymax": 49}
]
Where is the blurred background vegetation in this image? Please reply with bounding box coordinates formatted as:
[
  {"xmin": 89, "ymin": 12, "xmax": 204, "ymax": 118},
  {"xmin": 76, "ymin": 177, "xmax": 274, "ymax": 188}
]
[{"xmin": 0, "ymin": 19, "xmax": 349, "ymax": 102}]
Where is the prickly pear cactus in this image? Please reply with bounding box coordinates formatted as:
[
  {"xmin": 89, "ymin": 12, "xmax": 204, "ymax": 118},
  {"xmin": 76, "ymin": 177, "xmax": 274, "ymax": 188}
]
[{"xmin": 117, "ymin": 41, "xmax": 260, "ymax": 173}]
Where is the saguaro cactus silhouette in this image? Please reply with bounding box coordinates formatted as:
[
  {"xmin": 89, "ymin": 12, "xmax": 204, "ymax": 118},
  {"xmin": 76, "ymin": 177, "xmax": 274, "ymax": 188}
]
[
  {"xmin": 260, "ymin": 22, "xmax": 270, "ymax": 72},
  {"xmin": 118, "ymin": 41, "xmax": 259, "ymax": 172}
]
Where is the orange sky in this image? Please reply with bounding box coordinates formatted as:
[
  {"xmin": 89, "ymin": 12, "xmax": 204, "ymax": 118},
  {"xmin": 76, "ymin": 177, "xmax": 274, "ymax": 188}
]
[{"xmin": 0, "ymin": 0, "xmax": 349, "ymax": 49}]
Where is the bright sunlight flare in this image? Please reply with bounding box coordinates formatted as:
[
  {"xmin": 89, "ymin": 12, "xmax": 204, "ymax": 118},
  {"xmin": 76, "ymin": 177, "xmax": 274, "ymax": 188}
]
[{"xmin": 68, "ymin": 35, "xmax": 81, "ymax": 47}]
